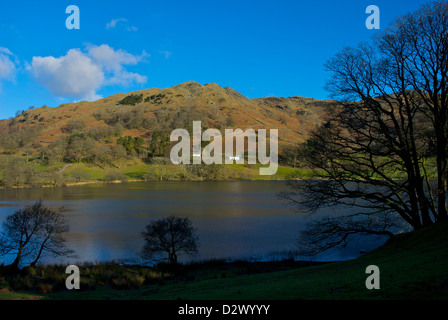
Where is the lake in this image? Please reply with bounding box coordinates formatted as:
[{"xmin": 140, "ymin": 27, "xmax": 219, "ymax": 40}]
[{"xmin": 0, "ymin": 180, "xmax": 386, "ymax": 266}]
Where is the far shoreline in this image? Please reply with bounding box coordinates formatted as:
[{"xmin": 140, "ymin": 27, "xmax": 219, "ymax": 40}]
[{"xmin": 0, "ymin": 172, "xmax": 300, "ymax": 191}]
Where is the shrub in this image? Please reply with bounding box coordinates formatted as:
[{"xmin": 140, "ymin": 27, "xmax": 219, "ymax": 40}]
[
  {"xmin": 126, "ymin": 274, "xmax": 145, "ymax": 288},
  {"xmin": 8, "ymin": 275, "xmax": 34, "ymax": 291},
  {"xmin": 36, "ymin": 283, "xmax": 53, "ymax": 294},
  {"xmin": 144, "ymin": 93, "xmax": 166, "ymax": 103},
  {"xmin": 118, "ymin": 94, "xmax": 143, "ymax": 106},
  {"xmin": 104, "ymin": 170, "xmax": 128, "ymax": 182},
  {"xmin": 69, "ymin": 167, "xmax": 92, "ymax": 182},
  {"xmin": 111, "ymin": 274, "xmax": 144, "ymax": 290},
  {"xmin": 65, "ymin": 119, "xmax": 86, "ymax": 134}
]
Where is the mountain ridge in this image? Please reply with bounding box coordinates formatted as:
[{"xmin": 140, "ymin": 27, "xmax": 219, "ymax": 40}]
[{"xmin": 2, "ymin": 81, "xmax": 336, "ymax": 150}]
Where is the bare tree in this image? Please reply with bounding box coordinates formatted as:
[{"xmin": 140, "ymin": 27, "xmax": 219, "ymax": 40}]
[
  {"xmin": 0, "ymin": 201, "xmax": 74, "ymax": 269},
  {"xmin": 44, "ymin": 136, "xmax": 68, "ymax": 164},
  {"xmin": 93, "ymin": 145, "xmax": 114, "ymax": 168},
  {"xmin": 66, "ymin": 135, "xmax": 96, "ymax": 163},
  {"xmin": 2, "ymin": 157, "xmax": 37, "ymax": 188},
  {"xmin": 296, "ymin": 213, "xmax": 400, "ymax": 257},
  {"xmin": 111, "ymin": 144, "xmax": 127, "ymax": 168},
  {"xmin": 280, "ymin": 1, "xmax": 448, "ymax": 255},
  {"xmin": 64, "ymin": 119, "xmax": 86, "ymax": 134},
  {"xmin": 141, "ymin": 216, "xmax": 198, "ymax": 265}
]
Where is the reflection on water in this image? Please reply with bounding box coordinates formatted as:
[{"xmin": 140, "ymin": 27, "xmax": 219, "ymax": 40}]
[{"xmin": 0, "ymin": 181, "xmax": 386, "ymax": 265}]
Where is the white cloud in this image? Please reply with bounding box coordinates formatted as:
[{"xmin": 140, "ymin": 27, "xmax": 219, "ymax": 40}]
[
  {"xmin": 31, "ymin": 49, "xmax": 104, "ymax": 101},
  {"xmin": 30, "ymin": 45, "xmax": 148, "ymax": 101},
  {"xmin": 126, "ymin": 25, "xmax": 138, "ymax": 32},
  {"xmin": 159, "ymin": 50, "xmax": 173, "ymax": 59},
  {"xmin": 0, "ymin": 47, "xmax": 13, "ymax": 56},
  {"xmin": 108, "ymin": 70, "xmax": 147, "ymax": 86},
  {"xmin": 87, "ymin": 44, "xmax": 147, "ymax": 72},
  {"xmin": 106, "ymin": 18, "xmax": 127, "ymax": 29},
  {"xmin": 106, "ymin": 18, "xmax": 138, "ymax": 32},
  {"xmin": 87, "ymin": 44, "xmax": 149, "ymax": 86},
  {"xmin": 0, "ymin": 47, "xmax": 17, "ymax": 89}
]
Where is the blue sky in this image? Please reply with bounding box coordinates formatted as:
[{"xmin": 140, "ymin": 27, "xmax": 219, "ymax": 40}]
[{"xmin": 0, "ymin": 0, "xmax": 431, "ymax": 119}]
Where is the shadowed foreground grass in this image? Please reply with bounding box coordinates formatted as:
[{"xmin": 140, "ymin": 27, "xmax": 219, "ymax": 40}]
[{"xmin": 1, "ymin": 221, "xmax": 447, "ymax": 300}]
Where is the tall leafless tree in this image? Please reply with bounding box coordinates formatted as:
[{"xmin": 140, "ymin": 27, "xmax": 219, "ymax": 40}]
[{"xmin": 280, "ymin": 1, "xmax": 448, "ymax": 255}]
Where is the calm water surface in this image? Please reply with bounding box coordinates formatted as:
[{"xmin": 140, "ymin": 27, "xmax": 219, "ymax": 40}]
[{"xmin": 0, "ymin": 181, "xmax": 385, "ymax": 265}]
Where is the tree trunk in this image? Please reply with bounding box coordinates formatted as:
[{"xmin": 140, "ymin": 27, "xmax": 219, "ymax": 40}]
[
  {"xmin": 168, "ymin": 252, "xmax": 178, "ymax": 265},
  {"xmin": 9, "ymin": 247, "xmax": 23, "ymax": 269},
  {"xmin": 437, "ymin": 153, "xmax": 448, "ymax": 222},
  {"xmin": 436, "ymin": 118, "xmax": 448, "ymax": 222},
  {"xmin": 30, "ymin": 240, "xmax": 47, "ymax": 267}
]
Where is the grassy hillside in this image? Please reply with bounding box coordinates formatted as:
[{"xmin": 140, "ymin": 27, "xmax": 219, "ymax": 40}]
[
  {"xmin": 1, "ymin": 221, "xmax": 447, "ymax": 300},
  {"xmin": 0, "ymin": 81, "xmax": 334, "ymax": 188}
]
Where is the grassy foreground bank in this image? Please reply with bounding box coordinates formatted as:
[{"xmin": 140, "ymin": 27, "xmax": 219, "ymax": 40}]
[{"xmin": 1, "ymin": 221, "xmax": 447, "ymax": 300}]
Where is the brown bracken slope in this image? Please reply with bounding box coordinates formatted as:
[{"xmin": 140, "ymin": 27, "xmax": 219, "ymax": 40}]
[{"xmin": 1, "ymin": 81, "xmax": 335, "ymax": 151}]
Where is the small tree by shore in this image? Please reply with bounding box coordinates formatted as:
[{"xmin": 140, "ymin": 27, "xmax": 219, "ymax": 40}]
[
  {"xmin": 0, "ymin": 201, "xmax": 75, "ymax": 269},
  {"xmin": 141, "ymin": 216, "xmax": 198, "ymax": 265}
]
